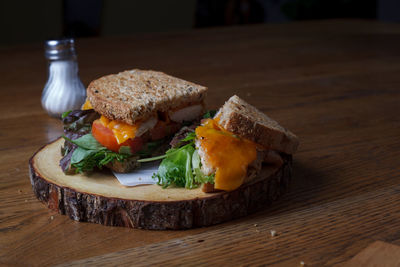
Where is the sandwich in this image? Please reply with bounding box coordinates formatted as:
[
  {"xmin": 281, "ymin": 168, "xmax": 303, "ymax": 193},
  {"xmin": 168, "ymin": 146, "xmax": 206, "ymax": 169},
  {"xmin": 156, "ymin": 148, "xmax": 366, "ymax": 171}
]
[
  {"xmin": 60, "ymin": 69, "xmax": 207, "ymax": 174},
  {"xmin": 140, "ymin": 95, "xmax": 299, "ymax": 192}
]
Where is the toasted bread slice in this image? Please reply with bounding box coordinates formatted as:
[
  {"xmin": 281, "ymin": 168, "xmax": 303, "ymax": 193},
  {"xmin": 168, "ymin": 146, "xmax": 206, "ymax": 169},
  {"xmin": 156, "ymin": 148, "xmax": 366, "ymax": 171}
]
[
  {"xmin": 217, "ymin": 95, "xmax": 299, "ymax": 155},
  {"xmin": 87, "ymin": 69, "xmax": 207, "ymax": 125}
]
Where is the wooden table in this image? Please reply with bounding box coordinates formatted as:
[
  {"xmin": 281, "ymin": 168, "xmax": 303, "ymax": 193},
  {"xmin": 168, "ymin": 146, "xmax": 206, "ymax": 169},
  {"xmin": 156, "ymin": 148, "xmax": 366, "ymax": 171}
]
[{"xmin": 1, "ymin": 19, "xmax": 400, "ymax": 266}]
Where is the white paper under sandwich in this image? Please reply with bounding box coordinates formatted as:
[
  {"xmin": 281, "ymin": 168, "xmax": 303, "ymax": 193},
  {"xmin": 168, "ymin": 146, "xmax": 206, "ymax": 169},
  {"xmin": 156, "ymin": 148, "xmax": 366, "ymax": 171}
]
[{"xmin": 112, "ymin": 161, "xmax": 158, "ymax": 186}]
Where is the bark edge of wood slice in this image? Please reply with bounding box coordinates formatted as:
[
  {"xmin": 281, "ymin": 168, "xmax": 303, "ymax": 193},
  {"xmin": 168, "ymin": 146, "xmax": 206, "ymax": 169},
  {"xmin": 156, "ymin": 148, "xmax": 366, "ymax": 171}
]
[{"xmin": 29, "ymin": 138, "xmax": 293, "ymax": 230}]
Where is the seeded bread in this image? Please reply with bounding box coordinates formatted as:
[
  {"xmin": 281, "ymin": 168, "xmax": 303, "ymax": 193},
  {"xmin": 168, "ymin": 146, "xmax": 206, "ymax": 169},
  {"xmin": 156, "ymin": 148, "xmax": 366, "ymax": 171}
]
[
  {"xmin": 87, "ymin": 69, "xmax": 207, "ymax": 124},
  {"xmin": 217, "ymin": 95, "xmax": 299, "ymax": 155}
]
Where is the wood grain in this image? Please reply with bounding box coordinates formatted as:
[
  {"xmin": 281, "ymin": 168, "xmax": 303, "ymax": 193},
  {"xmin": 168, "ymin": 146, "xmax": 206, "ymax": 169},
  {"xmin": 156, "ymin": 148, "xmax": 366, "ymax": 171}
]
[
  {"xmin": 342, "ymin": 241, "xmax": 400, "ymax": 267},
  {"xmin": 1, "ymin": 19, "xmax": 400, "ymax": 266}
]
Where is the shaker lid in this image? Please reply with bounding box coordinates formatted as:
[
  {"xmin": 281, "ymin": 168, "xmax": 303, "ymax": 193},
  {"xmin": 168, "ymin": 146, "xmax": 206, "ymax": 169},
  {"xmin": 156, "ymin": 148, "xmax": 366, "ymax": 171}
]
[{"xmin": 45, "ymin": 38, "xmax": 77, "ymax": 60}]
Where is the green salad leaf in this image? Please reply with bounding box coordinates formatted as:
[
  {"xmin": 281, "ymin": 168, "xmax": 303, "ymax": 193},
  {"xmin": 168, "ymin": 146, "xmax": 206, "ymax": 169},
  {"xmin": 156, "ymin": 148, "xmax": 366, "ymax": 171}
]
[
  {"xmin": 203, "ymin": 110, "xmax": 217, "ymax": 119},
  {"xmin": 141, "ymin": 131, "xmax": 215, "ymax": 189},
  {"xmin": 118, "ymin": 146, "xmax": 132, "ymax": 155},
  {"xmin": 181, "ymin": 132, "xmax": 196, "ymax": 142},
  {"xmin": 62, "ymin": 134, "xmax": 132, "ymax": 173},
  {"xmin": 192, "ymin": 150, "xmax": 215, "ymax": 184},
  {"xmin": 153, "ymin": 145, "xmax": 196, "ymax": 188},
  {"xmin": 64, "ymin": 133, "xmax": 105, "ymax": 150},
  {"xmin": 61, "ymin": 110, "xmax": 72, "ymax": 119},
  {"xmin": 71, "ymin": 147, "xmax": 97, "ymax": 164}
]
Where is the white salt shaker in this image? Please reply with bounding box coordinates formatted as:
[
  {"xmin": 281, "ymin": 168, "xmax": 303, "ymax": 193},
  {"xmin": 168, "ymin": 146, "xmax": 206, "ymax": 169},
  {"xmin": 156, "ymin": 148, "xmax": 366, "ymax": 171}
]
[{"xmin": 41, "ymin": 39, "xmax": 86, "ymax": 118}]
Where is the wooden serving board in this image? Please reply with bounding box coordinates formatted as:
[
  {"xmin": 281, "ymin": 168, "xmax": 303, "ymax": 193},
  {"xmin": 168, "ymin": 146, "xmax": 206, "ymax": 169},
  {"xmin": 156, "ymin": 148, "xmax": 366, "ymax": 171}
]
[{"xmin": 29, "ymin": 138, "xmax": 292, "ymax": 230}]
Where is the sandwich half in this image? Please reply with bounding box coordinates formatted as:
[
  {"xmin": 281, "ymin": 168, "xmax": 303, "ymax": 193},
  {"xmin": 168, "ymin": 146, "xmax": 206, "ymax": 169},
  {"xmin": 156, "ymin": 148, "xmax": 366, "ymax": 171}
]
[
  {"xmin": 60, "ymin": 69, "xmax": 207, "ymax": 174},
  {"xmin": 142, "ymin": 95, "xmax": 299, "ymax": 192}
]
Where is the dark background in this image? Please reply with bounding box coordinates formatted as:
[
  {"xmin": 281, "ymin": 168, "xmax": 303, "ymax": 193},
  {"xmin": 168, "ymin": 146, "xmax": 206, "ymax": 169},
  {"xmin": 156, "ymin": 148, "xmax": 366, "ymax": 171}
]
[{"xmin": 0, "ymin": 0, "xmax": 399, "ymax": 45}]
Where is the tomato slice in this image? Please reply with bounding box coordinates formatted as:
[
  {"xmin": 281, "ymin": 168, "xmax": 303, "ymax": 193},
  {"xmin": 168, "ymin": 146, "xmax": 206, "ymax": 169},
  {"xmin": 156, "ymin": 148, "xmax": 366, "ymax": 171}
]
[{"xmin": 92, "ymin": 121, "xmax": 143, "ymax": 153}]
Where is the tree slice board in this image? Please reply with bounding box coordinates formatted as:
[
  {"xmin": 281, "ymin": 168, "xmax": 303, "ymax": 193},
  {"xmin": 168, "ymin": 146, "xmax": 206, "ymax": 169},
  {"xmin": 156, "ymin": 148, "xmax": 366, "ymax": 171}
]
[{"xmin": 29, "ymin": 138, "xmax": 292, "ymax": 230}]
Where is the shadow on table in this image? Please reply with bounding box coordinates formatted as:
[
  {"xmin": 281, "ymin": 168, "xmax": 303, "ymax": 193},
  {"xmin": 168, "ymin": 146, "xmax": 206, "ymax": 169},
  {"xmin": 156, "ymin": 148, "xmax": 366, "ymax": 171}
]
[{"xmin": 241, "ymin": 158, "xmax": 350, "ymax": 220}]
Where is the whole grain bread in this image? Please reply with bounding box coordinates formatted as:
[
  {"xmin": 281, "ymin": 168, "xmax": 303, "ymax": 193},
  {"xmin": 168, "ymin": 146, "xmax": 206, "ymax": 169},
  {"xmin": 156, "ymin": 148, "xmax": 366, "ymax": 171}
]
[
  {"xmin": 217, "ymin": 95, "xmax": 299, "ymax": 155},
  {"xmin": 87, "ymin": 69, "xmax": 207, "ymax": 124}
]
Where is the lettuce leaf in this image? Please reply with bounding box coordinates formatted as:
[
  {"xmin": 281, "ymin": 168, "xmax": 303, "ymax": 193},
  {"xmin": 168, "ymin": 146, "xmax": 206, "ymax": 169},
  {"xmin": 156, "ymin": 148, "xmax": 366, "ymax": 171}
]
[
  {"xmin": 65, "ymin": 133, "xmax": 105, "ymax": 150},
  {"xmin": 192, "ymin": 150, "xmax": 215, "ymax": 184},
  {"xmin": 203, "ymin": 110, "xmax": 217, "ymax": 119},
  {"xmin": 147, "ymin": 137, "xmax": 214, "ymax": 188},
  {"xmin": 153, "ymin": 145, "xmax": 196, "ymax": 188},
  {"xmin": 62, "ymin": 134, "xmax": 132, "ymax": 173}
]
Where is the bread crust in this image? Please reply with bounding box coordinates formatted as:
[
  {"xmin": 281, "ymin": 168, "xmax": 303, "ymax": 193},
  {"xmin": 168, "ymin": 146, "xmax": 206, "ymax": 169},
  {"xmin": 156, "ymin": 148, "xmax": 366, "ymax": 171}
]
[
  {"xmin": 87, "ymin": 69, "xmax": 207, "ymax": 124},
  {"xmin": 217, "ymin": 95, "xmax": 299, "ymax": 154}
]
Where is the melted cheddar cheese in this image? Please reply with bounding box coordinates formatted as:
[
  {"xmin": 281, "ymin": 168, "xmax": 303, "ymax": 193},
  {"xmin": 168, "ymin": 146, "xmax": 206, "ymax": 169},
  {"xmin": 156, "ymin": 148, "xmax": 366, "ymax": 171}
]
[
  {"xmin": 83, "ymin": 99, "xmax": 140, "ymax": 144},
  {"xmin": 195, "ymin": 119, "xmax": 257, "ymax": 191},
  {"xmin": 99, "ymin": 115, "xmax": 140, "ymax": 144},
  {"xmin": 82, "ymin": 99, "xmax": 93, "ymax": 110}
]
